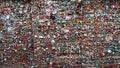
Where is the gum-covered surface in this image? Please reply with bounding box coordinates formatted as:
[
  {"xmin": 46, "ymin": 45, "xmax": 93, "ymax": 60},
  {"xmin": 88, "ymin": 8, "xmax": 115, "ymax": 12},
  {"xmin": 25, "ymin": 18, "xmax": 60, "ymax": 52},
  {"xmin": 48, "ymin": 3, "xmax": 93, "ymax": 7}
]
[{"xmin": 0, "ymin": 0, "xmax": 120, "ymax": 68}]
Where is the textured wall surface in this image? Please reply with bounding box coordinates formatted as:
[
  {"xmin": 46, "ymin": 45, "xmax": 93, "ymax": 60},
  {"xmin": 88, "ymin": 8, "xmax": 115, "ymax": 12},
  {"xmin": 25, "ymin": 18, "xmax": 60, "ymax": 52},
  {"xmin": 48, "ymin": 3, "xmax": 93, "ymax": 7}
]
[{"xmin": 0, "ymin": 0, "xmax": 120, "ymax": 68}]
